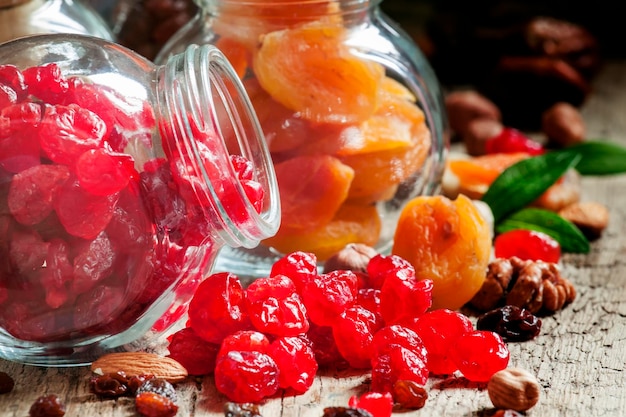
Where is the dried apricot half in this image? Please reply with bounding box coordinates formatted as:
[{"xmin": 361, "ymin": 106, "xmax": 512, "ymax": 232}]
[
  {"xmin": 272, "ymin": 154, "xmax": 354, "ymax": 231},
  {"xmin": 253, "ymin": 22, "xmax": 385, "ymax": 124},
  {"xmin": 392, "ymin": 194, "xmax": 491, "ymax": 310},
  {"xmin": 264, "ymin": 203, "xmax": 381, "ymax": 260}
]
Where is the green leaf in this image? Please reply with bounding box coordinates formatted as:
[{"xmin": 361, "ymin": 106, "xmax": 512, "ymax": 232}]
[
  {"xmin": 496, "ymin": 208, "xmax": 590, "ymax": 253},
  {"xmin": 481, "ymin": 150, "xmax": 581, "ymax": 222},
  {"xmin": 558, "ymin": 141, "xmax": 626, "ymax": 175}
]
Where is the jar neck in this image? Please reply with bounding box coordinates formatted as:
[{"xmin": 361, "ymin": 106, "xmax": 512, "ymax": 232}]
[
  {"xmin": 155, "ymin": 44, "xmax": 280, "ymax": 249},
  {"xmin": 199, "ymin": 0, "xmax": 381, "ymax": 20}
]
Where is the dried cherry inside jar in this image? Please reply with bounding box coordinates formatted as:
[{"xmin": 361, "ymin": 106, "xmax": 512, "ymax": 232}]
[
  {"xmin": 157, "ymin": 0, "xmax": 449, "ymax": 276},
  {"xmin": 0, "ymin": 34, "xmax": 280, "ymax": 365}
]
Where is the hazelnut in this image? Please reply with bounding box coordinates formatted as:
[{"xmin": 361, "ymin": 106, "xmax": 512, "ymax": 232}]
[
  {"xmin": 558, "ymin": 201, "xmax": 609, "ymax": 240},
  {"xmin": 488, "ymin": 368, "xmax": 540, "ymax": 412},
  {"xmin": 462, "ymin": 118, "xmax": 504, "ymax": 156},
  {"xmin": 445, "ymin": 90, "xmax": 501, "ymax": 136},
  {"xmin": 542, "ymin": 102, "xmax": 586, "ymax": 147},
  {"xmin": 323, "ymin": 243, "xmax": 378, "ymax": 274}
]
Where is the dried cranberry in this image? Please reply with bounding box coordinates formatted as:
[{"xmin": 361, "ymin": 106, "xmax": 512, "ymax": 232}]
[
  {"xmin": 366, "ymin": 253, "xmax": 415, "ymax": 290},
  {"xmin": 135, "ymin": 392, "xmax": 178, "ymax": 417},
  {"xmin": 477, "ymin": 305, "xmax": 542, "ymax": 342},
  {"xmin": 301, "ymin": 270, "xmax": 358, "ymax": 327},
  {"xmin": 188, "ymin": 272, "xmax": 252, "ymax": 344},
  {"xmin": 449, "ymin": 330, "xmax": 510, "ymax": 382},
  {"xmin": 23, "ymin": 63, "xmax": 69, "ymax": 104},
  {"xmin": 29, "ymin": 394, "xmax": 66, "ymax": 417},
  {"xmin": 0, "ymin": 371, "xmax": 15, "ymax": 394},
  {"xmin": 75, "ymin": 149, "xmax": 134, "ymax": 196},
  {"xmin": 0, "ymin": 102, "xmax": 43, "ymax": 173},
  {"xmin": 245, "ymin": 275, "xmax": 309, "ymax": 336},
  {"xmin": 0, "ymin": 64, "xmax": 27, "ymax": 98},
  {"xmin": 267, "ymin": 336, "xmax": 318, "ymax": 393},
  {"xmin": 407, "ymin": 309, "xmax": 474, "ymax": 375},
  {"xmin": 332, "ymin": 305, "xmax": 382, "ymax": 369},
  {"xmin": 306, "ymin": 323, "xmax": 347, "ymax": 368},
  {"xmin": 167, "ymin": 327, "xmax": 220, "ymax": 376},
  {"xmin": 485, "ymin": 127, "xmax": 544, "ymax": 155},
  {"xmin": 214, "ymin": 350, "xmax": 280, "ymax": 403},
  {"xmin": 379, "ymin": 275, "xmax": 433, "ymax": 324},
  {"xmin": 371, "ymin": 325, "xmax": 427, "ymax": 361},
  {"xmin": 494, "ymin": 229, "xmax": 561, "ymax": 263},
  {"xmin": 218, "ymin": 330, "xmax": 271, "ymax": 359},
  {"xmin": 270, "ymin": 251, "xmax": 318, "ymax": 293},
  {"xmin": 348, "ymin": 391, "xmax": 393, "ymax": 417},
  {"xmin": 370, "ymin": 344, "xmax": 429, "ymax": 393}
]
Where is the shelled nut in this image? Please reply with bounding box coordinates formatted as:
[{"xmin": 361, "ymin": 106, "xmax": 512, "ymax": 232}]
[{"xmin": 488, "ymin": 367, "xmax": 540, "ymax": 412}]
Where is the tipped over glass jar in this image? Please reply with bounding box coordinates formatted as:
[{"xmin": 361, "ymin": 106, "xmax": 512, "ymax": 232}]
[
  {"xmin": 0, "ymin": 34, "xmax": 280, "ymax": 365},
  {"xmin": 157, "ymin": 0, "xmax": 449, "ymax": 276}
]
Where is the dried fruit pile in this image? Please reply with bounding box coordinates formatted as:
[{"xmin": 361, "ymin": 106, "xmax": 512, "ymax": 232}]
[
  {"xmin": 205, "ymin": 3, "xmax": 433, "ymax": 260},
  {"xmin": 0, "ymin": 62, "xmax": 264, "ymax": 342},
  {"xmin": 166, "ymin": 250, "xmax": 511, "ymax": 412}
]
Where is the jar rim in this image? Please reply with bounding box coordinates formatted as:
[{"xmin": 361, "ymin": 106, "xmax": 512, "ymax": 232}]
[{"xmin": 159, "ymin": 44, "xmax": 281, "ymax": 249}]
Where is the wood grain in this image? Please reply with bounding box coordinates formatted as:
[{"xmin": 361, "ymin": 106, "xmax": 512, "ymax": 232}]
[{"xmin": 1, "ymin": 61, "xmax": 626, "ymax": 416}]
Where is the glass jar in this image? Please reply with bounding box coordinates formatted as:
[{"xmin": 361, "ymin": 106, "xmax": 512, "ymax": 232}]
[
  {"xmin": 0, "ymin": 0, "xmax": 114, "ymax": 44},
  {"xmin": 157, "ymin": 0, "xmax": 449, "ymax": 276},
  {"xmin": 0, "ymin": 33, "xmax": 280, "ymax": 365}
]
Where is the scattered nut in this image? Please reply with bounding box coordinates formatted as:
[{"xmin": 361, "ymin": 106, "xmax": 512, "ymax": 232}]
[
  {"xmin": 488, "ymin": 367, "xmax": 540, "ymax": 412},
  {"xmin": 323, "ymin": 243, "xmax": 378, "ymax": 274},
  {"xmin": 558, "ymin": 201, "xmax": 609, "ymax": 240},
  {"xmin": 462, "ymin": 118, "xmax": 504, "ymax": 156},
  {"xmin": 532, "ymin": 168, "xmax": 581, "ymax": 211},
  {"xmin": 542, "ymin": 102, "xmax": 586, "ymax": 147},
  {"xmin": 445, "ymin": 90, "xmax": 501, "ymax": 136},
  {"xmin": 91, "ymin": 352, "xmax": 188, "ymax": 383}
]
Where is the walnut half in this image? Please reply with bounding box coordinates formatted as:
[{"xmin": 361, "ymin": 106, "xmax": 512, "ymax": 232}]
[{"xmin": 468, "ymin": 257, "xmax": 576, "ymax": 314}]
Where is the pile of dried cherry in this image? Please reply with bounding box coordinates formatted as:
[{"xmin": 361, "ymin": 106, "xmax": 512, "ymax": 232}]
[{"xmin": 167, "ymin": 251, "xmax": 511, "ymax": 415}]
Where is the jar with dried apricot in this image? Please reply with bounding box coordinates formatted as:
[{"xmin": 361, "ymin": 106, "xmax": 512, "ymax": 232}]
[{"xmin": 157, "ymin": 0, "xmax": 448, "ymax": 275}]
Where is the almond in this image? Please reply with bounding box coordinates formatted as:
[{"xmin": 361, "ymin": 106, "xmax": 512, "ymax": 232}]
[
  {"xmin": 91, "ymin": 352, "xmax": 188, "ymax": 383},
  {"xmin": 558, "ymin": 201, "xmax": 609, "ymax": 240}
]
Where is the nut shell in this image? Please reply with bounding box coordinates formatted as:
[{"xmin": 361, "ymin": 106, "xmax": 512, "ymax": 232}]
[{"xmin": 488, "ymin": 367, "xmax": 540, "ymax": 412}]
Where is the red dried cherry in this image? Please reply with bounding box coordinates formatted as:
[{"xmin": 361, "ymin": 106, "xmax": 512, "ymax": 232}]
[
  {"xmin": 217, "ymin": 330, "xmax": 271, "ymax": 359},
  {"xmin": 485, "ymin": 128, "xmax": 544, "ymax": 156},
  {"xmin": 448, "ymin": 330, "xmax": 510, "ymax": 382},
  {"xmin": 348, "ymin": 391, "xmax": 393, "ymax": 417},
  {"xmin": 370, "ymin": 344, "xmax": 429, "ymax": 394},
  {"xmin": 29, "ymin": 394, "xmax": 66, "ymax": 417},
  {"xmin": 167, "ymin": 327, "xmax": 220, "ymax": 376},
  {"xmin": 302, "ymin": 270, "xmax": 358, "ymax": 327},
  {"xmin": 332, "ymin": 305, "xmax": 383, "ymax": 369},
  {"xmin": 408, "ymin": 309, "xmax": 473, "ymax": 375},
  {"xmin": 75, "ymin": 149, "xmax": 135, "ymax": 196},
  {"xmin": 188, "ymin": 272, "xmax": 252, "ymax": 344},
  {"xmin": 268, "ymin": 336, "xmax": 318, "ymax": 393},
  {"xmin": 270, "ymin": 251, "xmax": 318, "ymax": 293},
  {"xmin": 494, "ymin": 229, "xmax": 561, "ymax": 263},
  {"xmin": 214, "ymin": 350, "xmax": 280, "ymax": 403},
  {"xmin": 371, "ymin": 325, "xmax": 427, "ymax": 362},
  {"xmin": 379, "ymin": 276, "xmax": 433, "ymax": 324},
  {"xmin": 366, "ymin": 253, "xmax": 415, "ymax": 290}
]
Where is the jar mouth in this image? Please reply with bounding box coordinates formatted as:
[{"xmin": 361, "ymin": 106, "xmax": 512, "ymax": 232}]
[{"xmin": 161, "ymin": 44, "xmax": 280, "ymax": 248}]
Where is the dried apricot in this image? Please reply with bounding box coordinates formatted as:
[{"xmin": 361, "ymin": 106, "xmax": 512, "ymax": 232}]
[
  {"xmin": 392, "ymin": 194, "xmax": 491, "ymax": 310},
  {"xmin": 341, "ymin": 107, "xmax": 430, "ymax": 201},
  {"xmin": 264, "ymin": 203, "xmax": 381, "ymax": 261},
  {"xmin": 272, "ymin": 154, "xmax": 354, "ymax": 231},
  {"xmin": 214, "ymin": 37, "xmax": 250, "ymax": 79},
  {"xmin": 253, "ymin": 21, "xmax": 385, "ymax": 124}
]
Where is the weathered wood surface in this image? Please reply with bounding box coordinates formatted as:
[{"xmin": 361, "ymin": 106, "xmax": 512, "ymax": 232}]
[{"xmin": 1, "ymin": 61, "xmax": 626, "ymax": 417}]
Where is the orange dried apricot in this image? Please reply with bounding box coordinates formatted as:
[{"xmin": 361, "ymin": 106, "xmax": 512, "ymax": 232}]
[
  {"xmin": 446, "ymin": 152, "xmax": 530, "ymax": 199},
  {"xmin": 253, "ymin": 22, "xmax": 385, "ymax": 124},
  {"xmin": 214, "ymin": 37, "xmax": 250, "ymax": 79},
  {"xmin": 392, "ymin": 194, "xmax": 491, "ymax": 310},
  {"xmin": 340, "ymin": 96, "xmax": 431, "ymax": 201},
  {"xmin": 273, "ymin": 154, "xmax": 354, "ymax": 231},
  {"xmin": 264, "ymin": 203, "xmax": 381, "ymax": 260}
]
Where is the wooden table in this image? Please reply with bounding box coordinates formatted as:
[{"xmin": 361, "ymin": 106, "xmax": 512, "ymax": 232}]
[{"xmin": 2, "ymin": 61, "xmax": 626, "ymax": 417}]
